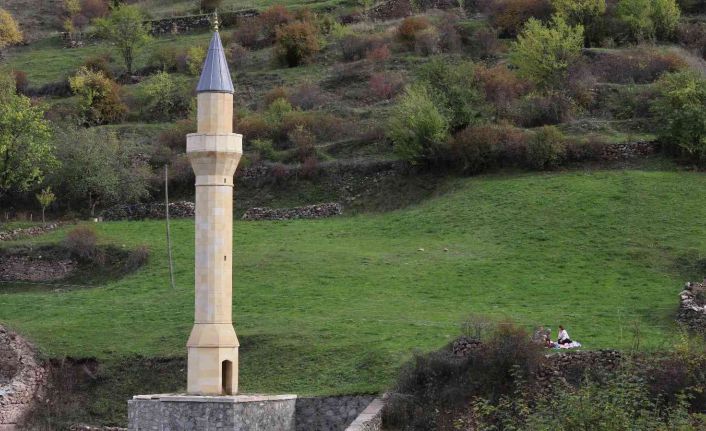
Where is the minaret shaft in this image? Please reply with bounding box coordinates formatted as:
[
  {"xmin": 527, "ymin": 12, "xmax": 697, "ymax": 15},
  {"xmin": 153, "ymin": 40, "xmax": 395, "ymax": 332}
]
[{"xmin": 186, "ymin": 91, "xmax": 242, "ymax": 395}]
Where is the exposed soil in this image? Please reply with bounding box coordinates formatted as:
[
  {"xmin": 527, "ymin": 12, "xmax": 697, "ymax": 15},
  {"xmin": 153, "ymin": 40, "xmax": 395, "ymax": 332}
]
[{"xmin": 0, "ymin": 255, "xmax": 77, "ymax": 282}]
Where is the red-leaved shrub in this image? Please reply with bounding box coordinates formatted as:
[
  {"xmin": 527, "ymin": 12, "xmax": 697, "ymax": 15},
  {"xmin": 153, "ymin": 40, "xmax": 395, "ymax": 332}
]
[
  {"xmin": 397, "ymin": 16, "xmax": 430, "ymax": 44},
  {"xmin": 369, "ymin": 72, "xmax": 405, "ymax": 100}
]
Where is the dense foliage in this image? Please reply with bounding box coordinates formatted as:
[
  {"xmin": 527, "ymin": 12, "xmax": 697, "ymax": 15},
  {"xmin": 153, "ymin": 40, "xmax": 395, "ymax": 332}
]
[
  {"xmin": 0, "ymin": 8, "xmax": 22, "ymax": 50},
  {"xmin": 95, "ymin": 5, "xmax": 151, "ymax": 74}
]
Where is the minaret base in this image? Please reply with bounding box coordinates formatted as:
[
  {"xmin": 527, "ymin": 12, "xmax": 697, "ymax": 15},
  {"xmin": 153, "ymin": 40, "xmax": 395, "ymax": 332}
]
[{"xmin": 128, "ymin": 394, "xmax": 297, "ymax": 431}]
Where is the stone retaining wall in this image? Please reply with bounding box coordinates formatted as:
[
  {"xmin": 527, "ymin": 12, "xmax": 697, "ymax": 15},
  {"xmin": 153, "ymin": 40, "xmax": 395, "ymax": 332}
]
[
  {"xmin": 147, "ymin": 10, "xmax": 259, "ymax": 35},
  {"xmin": 0, "ymin": 327, "xmax": 47, "ymax": 427},
  {"xmin": 0, "ymin": 223, "xmax": 61, "ymax": 242},
  {"xmin": 242, "ymin": 203, "xmax": 343, "ymax": 221},
  {"xmin": 296, "ymin": 395, "xmax": 375, "ymax": 431},
  {"xmin": 677, "ymin": 281, "xmax": 706, "ymax": 332},
  {"xmin": 102, "ymin": 202, "xmax": 195, "ymax": 221},
  {"xmin": 344, "ymin": 398, "xmax": 384, "ymax": 431}
]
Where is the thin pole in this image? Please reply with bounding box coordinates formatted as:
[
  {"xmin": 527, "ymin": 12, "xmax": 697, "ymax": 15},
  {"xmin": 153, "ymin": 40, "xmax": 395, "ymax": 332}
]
[{"xmin": 165, "ymin": 165, "xmax": 176, "ymax": 290}]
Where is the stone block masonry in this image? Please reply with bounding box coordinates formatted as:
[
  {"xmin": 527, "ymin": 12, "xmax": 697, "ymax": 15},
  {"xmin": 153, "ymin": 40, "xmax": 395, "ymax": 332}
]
[{"xmin": 128, "ymin": 394, "xmax": 297, "ymax": 431}]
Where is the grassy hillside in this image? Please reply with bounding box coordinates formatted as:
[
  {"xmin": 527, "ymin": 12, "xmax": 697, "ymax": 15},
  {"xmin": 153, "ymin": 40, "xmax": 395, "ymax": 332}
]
[{"xmin": 2, "ymin": 169, "xmax": 705, "ymax": 398}]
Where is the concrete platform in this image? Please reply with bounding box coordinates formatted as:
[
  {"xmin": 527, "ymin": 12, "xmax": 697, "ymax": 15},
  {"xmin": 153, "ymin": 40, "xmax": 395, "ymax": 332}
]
[{"xmin": 128, "ymin": 394, "xmax": 297, "ymax": 431}]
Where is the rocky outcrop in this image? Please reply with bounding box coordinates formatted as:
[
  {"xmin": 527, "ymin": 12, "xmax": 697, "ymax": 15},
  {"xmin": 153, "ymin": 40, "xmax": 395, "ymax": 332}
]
[
  {"xmin": 102, "ymin": 201, "xmax": 195, "ymax": 221},
  {"xmin": 0, "ymin": 223, "xmax": 61, "ymax": 242},
  {"xmin": 0, "ymin": 326, "xmax": 46, "ymax": 427},
  {"xmin": 677, "ymin": 281, "xmax": 706, "ymax": 332},
  {"xmin": 242, "ymin": 203, "xmax": 343, "ymax": 221}
]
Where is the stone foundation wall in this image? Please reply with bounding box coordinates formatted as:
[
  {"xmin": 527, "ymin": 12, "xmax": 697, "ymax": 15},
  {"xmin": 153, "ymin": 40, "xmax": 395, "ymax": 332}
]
[
  {"xmin": 295, "ymin": 395, "xmax": 375, "ymax": 431},
  {"xmin": 677, "ymin": 282, "xmax": 706, "ymax": 332}
]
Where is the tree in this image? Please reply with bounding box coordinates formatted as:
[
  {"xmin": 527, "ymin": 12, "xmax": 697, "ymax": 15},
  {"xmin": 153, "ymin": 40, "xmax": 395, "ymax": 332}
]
[
  {"xmin": 36, "ymin": 187, "xmax": 56, "ymax": 224},
  {"xmin": 0, "ymin": 8, "xmax": 23, "ymax": 52},
  {"xmin": 616, "ymin": 0, "xmax": 680, "ymax": 41},
  {"xmin": 69, "ymin": 67, "xmax": 127, "ymax": 125},
  {"xmin": 51, "ymin": 127, "xmax": 152, "ymax": 216},
  {"xmin": 652, "ymin": 71, "xmax": 706, "ymax": 164},
  {"xmin": 274, "ymin": 20, "xmax": 320, "ymax": 67},
  {"xmin": 0, "ymin": 74, "xmax": 56, "ymax": 199},
  {"xmin": 551, "ymin": 0, "xmax": 605, "ymax": 45},
  {"xmin": 509, "ymin": 15, "xmax": 584, "ymax": 88},
  {"xmin": 95, "ymin": 5, "xmax": 151, "ymax": 75},
  {"xmin": 388, "ymin": 84, "xmax": 449, "ymax": 164},
  {"xmin": 653, "ymin": 0, "xmax": 681, "ymax": 40}
]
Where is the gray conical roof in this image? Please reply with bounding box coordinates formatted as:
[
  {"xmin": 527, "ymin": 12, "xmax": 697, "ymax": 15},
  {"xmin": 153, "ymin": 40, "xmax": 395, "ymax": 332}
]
[{"xmin": 196, "ymin": 31, "xmax": 234, "ymax": 94}]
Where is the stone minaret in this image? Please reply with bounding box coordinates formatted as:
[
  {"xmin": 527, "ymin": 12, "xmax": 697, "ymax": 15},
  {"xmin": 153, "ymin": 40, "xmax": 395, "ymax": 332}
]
[{"xmin": 186, "ymin": 17, "xmax": 242, "ymax": 396}]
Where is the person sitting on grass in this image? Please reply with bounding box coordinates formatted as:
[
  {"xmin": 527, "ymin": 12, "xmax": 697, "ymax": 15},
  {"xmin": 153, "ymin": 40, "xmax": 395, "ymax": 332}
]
[{"xmin": 557, "ymin": 325, "xmax": 572, "ymax": 345}]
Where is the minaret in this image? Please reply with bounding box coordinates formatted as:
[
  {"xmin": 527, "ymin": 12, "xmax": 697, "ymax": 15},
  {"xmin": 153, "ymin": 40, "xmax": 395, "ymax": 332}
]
[{"xmin": 185, "ymin": 14, "xmax": 242, "ymax": 395}]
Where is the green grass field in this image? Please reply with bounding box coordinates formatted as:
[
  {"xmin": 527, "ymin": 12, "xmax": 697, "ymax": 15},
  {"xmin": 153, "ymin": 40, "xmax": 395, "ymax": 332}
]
[{"xmin": 2, "ymin": 169, "xmax": 705, "ymax": 396}]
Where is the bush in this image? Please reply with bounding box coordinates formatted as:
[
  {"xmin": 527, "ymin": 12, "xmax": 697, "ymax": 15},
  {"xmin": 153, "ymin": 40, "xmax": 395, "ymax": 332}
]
[
  {"xmin": 63, "ymin": 226, "xmax": 100, "ymax": 262},
  {"xmin": 510, "ymin": 15, "xmax": 584, "ymax": 88},
  {"xmin": 289, "ymin": 125, "xmax": 316, "ymax": 162},
  {"xmin": 485, "ymin": 0, "xmax": 553, "ymax": 37},
  {"xmin": 652, "ymin": 70, "xmax": 706, "ymax": 164},
  {"xmin": 677, "ymin": 21, "xmax": 706, "ymax": 59},
  {"xmin": 148, "ymin": 46, "xmax": 179, "ymax": 72},
  {"xmin": 590, "ymin": 47, "xmax": 687, "ymax": 84},
  {"xmin": 450, "ymin": 125, "xmax": 499, "ymax": 173},
  {"xmin": 156, "ymin": 119, "xmax": 195, "ymax": 155},
  {"xmin": 397, "ymin": 16, "xmax": 430, "ymax": 44},
  {"xmin": 289, "ymin": 82, "xmax": 324, "ymax": 109},
  {"xmin": 339, "ymin": 34, "xmax": 385, "ymax": 62},
  {"xmin": 260, "ymin": 4, "xmax": 294, "ymax": 41},
  {"xmin": 186, "ymin": 46, "xmax": 206, "ymax": 76},
  {"xmin": 552, "ymin": 0, "xmax": 607, "ymax": 45},
  {"xmin": 69, "ymin": 67, "xmax": 127, "ymax": 125},
  {"xmin": 369, "ymin": 72, "xmax": 405, "ymax": 100},
  {"xmin": 82, "ymin": 53, "xmax": 114, "ymax": 79},
  {"xmin": 199, "ymin": 0, "xmax": 222, "ymax": 12},
  {"xmin": 263, "ymin": 86, "xmax": 290, "ymax": 108},
  {"xmin": 250, "ymin": 138, "xmax": 278, "ymax": 161},
  {"xmin": 274, "ymin": 20, "xmax": 320, "ymax": 67},
  {"xmin": 416, "ymin": 59, "xmax": 487, "ymax": 129},
  {"xmin": 125, "ymin": 244, "xmax": 149, "ymax": 272},
  {"xmin": 366, "ymin": 43, "xmax": 391, "ymax": 62},
  {"xmin": 414, "ymin": 28, "xmax": 440, "ymax": 56},
  {"xmin": 475, "ymin": 64, "xmax": 531, "ymax": 117},
  {"xmin": 12, "ymin": 70, "xmax": 28, "ymax": 94},
  {"xmin": 438, "ymin": 17, "xmax": 462, "ymax": 53},
  {"xmin": 137, "ymin": 71, "xmax": 193, "ymax": 121},
  {"xmin": 81, "ymin": 0, "xmax": 108, "ymax": 20},
  {"xmin": 237, "ymin": 114, "xmax": 272, "ymax": 141},
  {"xmin": 387, "ymin": 84, "xmax": 449, "ymax": 163},
  {"xmin": 526, "ymin": 125, "xmax": 566, "ymax": 169},
  {"xmin": 227, "ymin": 42, "xmax": 249, "ymax": 68},
  {"xmin": 616, "ymin": 0, "xmax": 681, "ymax": 42},
  {"xmin": 233, "ymin": 17, "xmax": 263, "ymax": 48},
  {"xmin": 384, "ymin": 320, "xmax": 544, "ymax": 430}
]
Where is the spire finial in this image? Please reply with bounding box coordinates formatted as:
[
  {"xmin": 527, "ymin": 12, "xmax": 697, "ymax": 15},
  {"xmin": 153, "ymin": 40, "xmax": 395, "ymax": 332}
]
[{"xmin": 213, "ymin": 9, "xmax": 219, "ymax": 32}]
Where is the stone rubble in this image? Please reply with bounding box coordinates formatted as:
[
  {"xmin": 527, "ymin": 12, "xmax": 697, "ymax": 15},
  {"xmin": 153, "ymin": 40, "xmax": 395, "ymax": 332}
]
[
  {"xmin": 242, "ymin": 203, "xmax": 343, "ymax": 221},
  {"xmin": 451, "ymin": 336, "xmax": 484, "ymax": 357},
  {"xmin": 677, "ymin": 281, "xmax": 706, "ymax": 332},
  {"xmin": 0, "ymin": 326, "xmax": 47, "ymax": 427},
  {"xmin": 0, "ymin": 223, "xmax": 61, "ymax": 242},
  {"xmin": 0, "ymin": 255, "xmax": 77, "ymax": 282},
  {"xmin": 102, "ymin": 201, "xmax": 195, "ymax": 221}
]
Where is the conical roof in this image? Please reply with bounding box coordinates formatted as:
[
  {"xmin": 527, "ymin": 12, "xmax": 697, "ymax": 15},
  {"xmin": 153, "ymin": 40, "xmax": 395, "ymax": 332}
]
[{"xmin": 196, "ymin": 31, "xmax": 235, "ymax": 94}]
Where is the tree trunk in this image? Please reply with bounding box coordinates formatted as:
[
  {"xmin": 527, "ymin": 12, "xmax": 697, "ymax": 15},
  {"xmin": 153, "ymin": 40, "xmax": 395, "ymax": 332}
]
[{"xmin": 41, "ymin": 208, "xmax": 45, "ymax": 225}]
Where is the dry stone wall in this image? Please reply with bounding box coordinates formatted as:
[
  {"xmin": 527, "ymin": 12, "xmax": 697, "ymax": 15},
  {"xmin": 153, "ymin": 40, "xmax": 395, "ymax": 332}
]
[
  {"xmin": 0, "ymin": 326, "xmax": 47, "ymax": 428},
  {"xmin": 242, "ymin": 203, "xmax": 343, "ymax": 221},
  {"xmin": 0, "ymin": 223, "xmax": 61, "ymax": 242},
  {"xmin": 102, "ymin": 201, "xmax": 195, "ymax": 221},
  {"xmin": 677, "ymin": 282, "xmax": 706, "ymax": 332}
]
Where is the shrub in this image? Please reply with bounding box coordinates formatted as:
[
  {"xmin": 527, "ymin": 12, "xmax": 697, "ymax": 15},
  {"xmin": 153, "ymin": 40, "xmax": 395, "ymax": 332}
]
[
  {"xmin": 365, "ymin": 43, "xmax": 391, "ymax": 62},
  {"xmin": 265, "ymin": 97, "xmax": 295, "ymax": 125},
  {"xmin": 513, "ymin": 91, "xmax": 575, "ymax": 127},
  {"xmin": 652, "ymin": 70, "xmax": 706, "ymax": 164},
  {"xmin": 616, "ymin": 0, "xmax": 680, "ymax": 42},
  {"xmin": 156, "ymin": 119, "xmax": 195, "ymax": 154},
  {"xmin": 12, "ymin": 70, "xmax": 28, "ymax": 94},
  {"xmin": 81, "ymin": 0, "xmax": 108, "ymax": 20},
  {"xmin": 397, "ymin": 16, "xmax": 430, "ymax": 44},
  {"xmin": 414, "ymin": 28, "xmax": 440, "ymax": 56},
  {"xmin": 590, "ymin": 47, "xmax": 687, "ymax": 84},
  {"xmin": 227, "ymin": 42, "xmax": 249, "ymax": 68},
  {"xmin": 289, "ymin": 82, "xmax": 324, "ymax": 109},
  {"xmin": 82, "ymin": 53, "xmax": 114, "ymax": 79},
  {"xmin": 237, "ymin": 114, "xmax": 272, "ymax": 141},
  {"xmin": 510, "ymin": 15, "xmax": 584, "ymax": 88},
  {"xmin": 369, "ymin": 72, "xmax": 404, "ymax": 100},
  {"xmin": 280, "ymin": 111, "xmax": 344, "ymax": 143},
  {"xmin": 387, "ymin": 84, "xmax": 449, "ymax": 163},
  {"xmin": 259, "ymin": 4, "xmax": 294, "ymax": 44},
  {"xmin": 300, "ymin": 156, "xmax": 319, "ymax": 179},
  {"xmin": 125, "ymin": 244, "xmax": 149, "ymax": 272},
  {"xmin": 69, "ymin": 67, "xmax": 127, "ymax": 125},
  {"xmin": 485, "ymin": 0, "xmax": 553, "ymax": 37},
  {"xmin": 137, "ymin": 71, "xmax": 193, "ymax": 121},
  {"xmin": 251, "ymin": 138, "xmax": 277, "ymax": 161},
  {"xmin": 0, "ymin": 8, "xmax": 23, "ymax": 50},
  {"xmin": 148, "ymin": 46, "xmax": 179, "ymax": 72},
  {"xmin": 186, "ymin": 46, "xmax": 206, "ymax": 76},
  {"xmin": 526, "ymin": 125, "xmax": 566, "ymax": 169},
  {"xmin": 450, "ymin": 126, "xmax": 499, "ymax": 173},
  {"xmin": 233, "ymin": 17, "xmax": 262, "ymax": 48},
  {"xmin": 416, "ymin": 59, "xmax": 487, "ymax": 129},
  {"xmin": 263, "ymin": 87, "xmax": 290, "ymax": 108},
  {"xmin": 552, "ymin": 0, "xmax": 606, "ymax": 45},
  {"xmin": 274, "ymin": 20, "xmax": 320, "ymax": 67},
  {"xmin": 475, "ymin": 64, "xmax": 531, "ymax": 117},
  {"xmin": 289, "ymin": 125, "xmax": 316, "ymax": 162},
  {"xmin": 438, "ymin": 18, "xmax": 462, "ymax": 53},
  {"xmin": 339, "ymin": 34, "xmax": 385, "ymax": 62},
  {"xmin": 677, "ymin": 21, "xmax": 706, "ymax": 59},
  {"xmin": 63, "ymin": 226, "xmax": 100, "ymax": 262}
]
